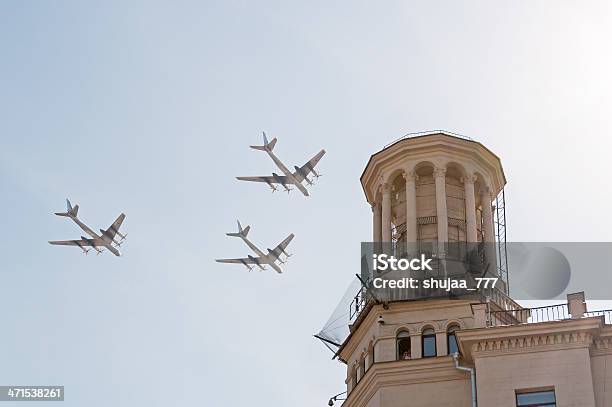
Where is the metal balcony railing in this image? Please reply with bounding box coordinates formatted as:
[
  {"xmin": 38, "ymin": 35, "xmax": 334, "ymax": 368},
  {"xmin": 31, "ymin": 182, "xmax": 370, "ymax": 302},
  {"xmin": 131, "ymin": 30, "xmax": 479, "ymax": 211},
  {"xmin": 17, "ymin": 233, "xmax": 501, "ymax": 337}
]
[
  {"xmin": 349, "ymin": 285, "xmax": 368, "ymax": 321},
  {"xmin": 585, "ymin": 310, "xmax": 612, "ymax": 324},
  {"xmin": 488, "ymin": 303, "xmax": 570, "ymax": 327}
]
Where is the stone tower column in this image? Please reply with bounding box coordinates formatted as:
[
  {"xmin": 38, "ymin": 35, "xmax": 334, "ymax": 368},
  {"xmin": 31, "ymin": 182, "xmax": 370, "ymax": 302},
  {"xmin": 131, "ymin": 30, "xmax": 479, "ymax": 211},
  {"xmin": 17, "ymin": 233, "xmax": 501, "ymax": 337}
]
[
  {"xmin": 372, "ymin": 202, "xmax": 382, "ymax": 242},
  {"xmin": 462, "ymin": 174, "xmax": 478, "ymax": 243},
  {"xmin": 433, "ymin": 167, "xmax": 448, "ymax": 246},
  {"xmin": 481, "ymin": 187, "xmax": 494, "ymax": 243},
  {"xmin": 403, "ymin": 171, "xmax": 418, "ymax": 243},
  {"xmin": 381, "ymin": 184, "xmax": 392, "ymax": 242}
]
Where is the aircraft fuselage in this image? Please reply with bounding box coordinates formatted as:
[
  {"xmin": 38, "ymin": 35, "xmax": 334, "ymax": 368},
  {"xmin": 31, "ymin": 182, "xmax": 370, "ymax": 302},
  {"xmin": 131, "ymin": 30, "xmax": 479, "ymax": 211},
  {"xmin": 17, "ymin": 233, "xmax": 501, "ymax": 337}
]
[
  {"xmin": 69, "ymin": 215, "xmax": 121, "ymax": 257},
  {"xmin": 239, "ymin": 235, "xmax": 282, "ymax": 273},
  {"xmin": 265, "ymin": 150, "xmax": 310, "ymax": 196}
]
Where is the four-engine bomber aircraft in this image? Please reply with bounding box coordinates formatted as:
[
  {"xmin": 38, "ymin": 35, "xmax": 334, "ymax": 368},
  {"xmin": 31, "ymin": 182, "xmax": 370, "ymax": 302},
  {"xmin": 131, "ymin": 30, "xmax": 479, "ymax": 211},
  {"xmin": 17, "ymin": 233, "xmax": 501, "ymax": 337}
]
[
  {"xmin": 49, "ymin": 199, "xmax": 127, "ymax": 257},
  {"xmin": 216, "ymin": 221, "xmax": 294, "ymax": 273},
  {"xmin": 237, "ymin": 133, "xmax": 326, "ymax": 196}
]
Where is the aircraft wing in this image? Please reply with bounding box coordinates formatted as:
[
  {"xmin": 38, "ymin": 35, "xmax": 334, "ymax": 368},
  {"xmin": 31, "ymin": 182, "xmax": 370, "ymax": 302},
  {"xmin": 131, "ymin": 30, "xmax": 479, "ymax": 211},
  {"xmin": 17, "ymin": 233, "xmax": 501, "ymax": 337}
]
[
  {"xmin": 293, "ymin": 150, "xmax": 326, "ymax": 182},
  {"xmin": 103, "ymin": 213, "xmax": 126, "ymax": 240},
  {"xmin": 236, "ymin": 176, "xmax": 295, "ymax": 185},
  {"xmin": 49, "ymin": 238, "xmax": 104, "ymax": 247},
  {"xmin": 267, "ymin": 233, "xmax": 295, "ymax": 260},
  {"xmin": 216, "ymin": 257, "xmax": 265, "ymax": 265}
]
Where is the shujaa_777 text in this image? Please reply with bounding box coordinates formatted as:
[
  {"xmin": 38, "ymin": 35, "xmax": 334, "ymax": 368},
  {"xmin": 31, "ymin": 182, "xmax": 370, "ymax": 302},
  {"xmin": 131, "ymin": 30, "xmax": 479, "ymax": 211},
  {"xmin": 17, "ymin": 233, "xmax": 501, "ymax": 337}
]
[{"xmin": 370, "ymin": 254, "xmax": 498, "ymax": 292}]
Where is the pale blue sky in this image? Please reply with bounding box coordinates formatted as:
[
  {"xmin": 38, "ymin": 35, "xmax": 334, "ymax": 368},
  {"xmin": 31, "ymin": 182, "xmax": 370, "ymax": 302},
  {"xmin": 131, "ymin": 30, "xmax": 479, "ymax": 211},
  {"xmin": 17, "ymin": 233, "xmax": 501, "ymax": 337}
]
[{"xmin": 1, "ymin": 1, "xmax": 612, "ymax": 406}]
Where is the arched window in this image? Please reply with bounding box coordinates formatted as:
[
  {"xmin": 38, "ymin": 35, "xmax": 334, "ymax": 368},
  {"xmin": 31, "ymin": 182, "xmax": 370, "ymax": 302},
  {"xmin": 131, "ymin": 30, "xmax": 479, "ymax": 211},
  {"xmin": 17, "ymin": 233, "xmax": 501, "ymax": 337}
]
[
  {"xmin": 351, "ymin": 365, "xmax": 358, "ymax": 389},
  {"xmin": 422, "ymin": 327, "xmax": 437, "ymax": 357},
  {"xmin": 359, "ymin": 356, "xmax": 366, "ymax": 381},
  {"xmin": 447, "ymin": 325, "xmax": 459, "ymax": 355},
  {"xmin": 396, "ymin": 331, "xmax": 411, "ymax": 360},
  {"xmin": 367, "ymin": 343, "xmax": 375, "ymax": 368}
]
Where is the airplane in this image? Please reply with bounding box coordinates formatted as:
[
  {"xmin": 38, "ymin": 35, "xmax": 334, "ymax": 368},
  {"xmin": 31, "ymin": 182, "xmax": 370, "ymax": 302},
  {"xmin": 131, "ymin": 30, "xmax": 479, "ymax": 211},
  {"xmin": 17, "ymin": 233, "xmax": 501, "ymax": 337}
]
[
  {"xmin": 236, "ymin": 132, "xmax": 326, "ymax": 196},
  {"xmin": 215, "ymin": 220, "xmax": 294, "ymax": 273},
  {"xmin": 48, "ymin": 199, "xmax": 127, "ymax": 257}
]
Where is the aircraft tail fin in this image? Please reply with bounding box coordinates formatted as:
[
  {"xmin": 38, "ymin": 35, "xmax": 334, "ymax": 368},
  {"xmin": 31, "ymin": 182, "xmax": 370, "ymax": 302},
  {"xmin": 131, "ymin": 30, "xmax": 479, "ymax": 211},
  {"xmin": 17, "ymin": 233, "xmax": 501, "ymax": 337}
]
[
  {"xmin": 55, "ymin": 199, "xmax": 79, "ymax": 217},
  {"xmin": 226, "ymin": 220, "xmax": 250, "ymax": 238},
  {"xmin": 249, "ymin": 132, "xmax": 277, "ymax": 151},
  {"xmin": 268, "ymin": 138, "xmax": 277, "ymax": 151}
]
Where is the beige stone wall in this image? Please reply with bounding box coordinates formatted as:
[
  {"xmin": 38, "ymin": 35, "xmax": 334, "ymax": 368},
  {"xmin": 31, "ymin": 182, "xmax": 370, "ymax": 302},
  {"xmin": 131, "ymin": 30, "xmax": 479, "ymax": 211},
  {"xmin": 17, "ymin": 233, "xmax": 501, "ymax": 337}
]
[
  {"xmin": 341, "ymin": 300, "xmax": 478, "ymax": 402},
  {"xmin": 416, "ymin": 176, "xmax": 436, "ymax": 219},
  {"xmin": 342, "ymin": 301, "xmax": 476, "ymax": 367},
  {"xmin": 344, "ymin": 357, "xmax": 472, "ymax": 407},
  {"xmin": 591, "ymin": 352, "xmax": 612, "ymax": 406},
  {"xmin": 379, "ymin": 380, "xmax": 472, "ymax": 407},
  {"xmin": 475, "ymin": 347, "xmax": 596, "ymax": 406},
  {"xmin": 445, "ymin": 176, "xmax": 465, "ymax": 221},
  {"xmin": 341, "ymin": 297, "xmax": 612, "ymax": 407},
  {"xmin": 385, "ymin": 164, "xmax": 491, "ymax": 246}
]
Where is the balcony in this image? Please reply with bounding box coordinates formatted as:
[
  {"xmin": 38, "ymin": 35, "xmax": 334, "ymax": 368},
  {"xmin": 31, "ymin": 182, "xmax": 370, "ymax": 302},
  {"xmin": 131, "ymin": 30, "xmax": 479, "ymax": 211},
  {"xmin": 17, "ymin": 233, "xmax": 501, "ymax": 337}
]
[{"xmin": 488, "ymin": 302, "xmax": 612, "ymax": 327}]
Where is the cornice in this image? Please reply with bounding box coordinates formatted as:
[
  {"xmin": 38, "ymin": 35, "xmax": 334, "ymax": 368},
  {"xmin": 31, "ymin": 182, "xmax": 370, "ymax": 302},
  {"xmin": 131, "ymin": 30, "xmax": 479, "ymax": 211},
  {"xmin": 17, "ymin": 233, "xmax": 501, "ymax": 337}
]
[
  {"xmin": 457, "ymin": 317, "xmax": 603, "ymax": 361},
  {"xmin": 360, "ymin": 133, "xmax": 506, "ymax": 203},
  {"xmin": 470, "ymin": 331, "xmax": 594, "ymax": 358},
  {"xmin": 591, "ymin": 336, "xmax": 612, "ymax": 356}
]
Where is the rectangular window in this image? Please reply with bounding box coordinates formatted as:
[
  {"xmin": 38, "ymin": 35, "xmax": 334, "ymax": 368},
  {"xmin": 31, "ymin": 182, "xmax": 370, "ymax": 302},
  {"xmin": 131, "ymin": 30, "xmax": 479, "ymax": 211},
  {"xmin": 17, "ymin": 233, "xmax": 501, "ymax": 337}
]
[
  {"xmin": 448, "ymin": 333, "xmax": 458, "ymax": 354},
  {"xmin": 422, "ymin": 335, "xmax": 436, "ymax": 357},
  {"xmin": 516, "ymin": 389, "xmax": 556, "ymax": 407}
]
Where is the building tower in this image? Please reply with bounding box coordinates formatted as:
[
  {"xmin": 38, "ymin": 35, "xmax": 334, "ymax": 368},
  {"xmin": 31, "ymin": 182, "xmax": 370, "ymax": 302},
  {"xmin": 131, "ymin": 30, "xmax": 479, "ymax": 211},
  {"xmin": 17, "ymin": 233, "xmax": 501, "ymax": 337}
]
[
  {"xmin": 363, "ymin": 132, "xmax": 503, "ymax": 253},
  {"xmin": 323, "ymin": 131, "xmax": 612, "ymax": 407}
]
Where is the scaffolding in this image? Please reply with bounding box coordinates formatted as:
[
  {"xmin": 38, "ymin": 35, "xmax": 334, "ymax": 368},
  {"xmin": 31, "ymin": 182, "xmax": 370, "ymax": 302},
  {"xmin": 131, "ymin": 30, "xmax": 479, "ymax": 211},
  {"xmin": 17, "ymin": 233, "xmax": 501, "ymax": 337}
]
[{"xmin": 494, "ymin": 188, "xmax": 509, "ymax": 295}]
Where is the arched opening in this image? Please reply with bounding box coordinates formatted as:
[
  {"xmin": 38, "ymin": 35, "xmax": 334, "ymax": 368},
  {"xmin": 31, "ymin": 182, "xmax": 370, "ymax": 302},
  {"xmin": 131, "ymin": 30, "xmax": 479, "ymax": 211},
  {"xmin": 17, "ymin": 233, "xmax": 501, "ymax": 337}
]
[
  {"xmin": 388, "ymin": 171, "xmax": 407, "ymax": 257},
  {"xmin": 367, "ymin": 342, "xmax": 375, "ymax": 368},
  {"xmin": 447, "ymin": 325, "xmax": 459, "ymax": 355},
  {"xmin": 474, "ymin": 172, "xmax": 488, "ymax": 244},
  {"xmin": 358, "ymin": 356, "xmax": 366, "ymax": 381},
  {"xmin": 396, "ymin": 331, "xmax": 411, "ymax": 360},
  {"xmin": 414, "ymin": 163, "xmax": 436, "ymax": 251},
  {"xmin": 422, "ymin": 327, "xmax": 436, "ymax": 357},
  {"xmin": 446, "ymin": 163, "xmax": 467, "ymax": 259}
]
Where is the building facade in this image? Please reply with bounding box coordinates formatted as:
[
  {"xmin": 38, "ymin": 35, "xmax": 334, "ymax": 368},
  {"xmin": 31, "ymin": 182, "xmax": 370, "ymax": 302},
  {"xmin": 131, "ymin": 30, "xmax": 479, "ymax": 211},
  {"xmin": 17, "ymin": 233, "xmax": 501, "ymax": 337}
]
[{"xmin": 333, "ymin": 132, "xmax": 612, "ymax": 407}]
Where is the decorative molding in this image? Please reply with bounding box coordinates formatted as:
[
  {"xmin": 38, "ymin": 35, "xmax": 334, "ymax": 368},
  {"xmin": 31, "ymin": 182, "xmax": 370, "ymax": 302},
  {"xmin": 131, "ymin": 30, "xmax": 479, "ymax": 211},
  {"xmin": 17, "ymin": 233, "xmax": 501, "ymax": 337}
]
[
  {"xmin": 471, "ymin": 332, "xmax": 594, "ymax": 357},
  {"xmin": 402, "ymin": 170, "xmax": 418, "ymax": 182},
  {"xmin": 591, "ymin": 337, "xmax": 612, "ymax": 355},
  {"xmin": 433, "ymin": 167, "xmax": 447, "ymax": 179},
  {"xmin": 461, "ymin": 174, "xmax": 477, "ymax": 184},
  {"xmin": 593, "ymin": 337, "xmax": 612, "ymax": 349},
  {"xmin": 444, "ymin": 319, "xmax": 466, "ymax": 331},
  {"xmin": 359, "ymin": 134, "xmax": 507, "ymax": 207},
  {"xmin": 340, "ymin": 301, "xmax": 476, "ymax": 362},
  {"xmin": 394, "ymin": 326, "xmax": 414, "ymax": 336},
  {"xmin": 478, "ymin": 185, "xmax": 491, "ymax": 197},
  {"xmin": 416, "ymin": 321, "xmax": 440, "ymax": 333}
]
